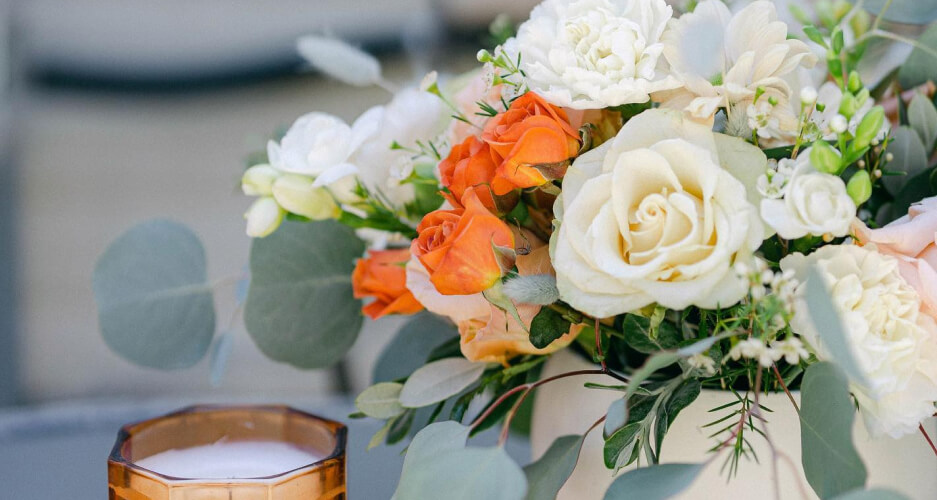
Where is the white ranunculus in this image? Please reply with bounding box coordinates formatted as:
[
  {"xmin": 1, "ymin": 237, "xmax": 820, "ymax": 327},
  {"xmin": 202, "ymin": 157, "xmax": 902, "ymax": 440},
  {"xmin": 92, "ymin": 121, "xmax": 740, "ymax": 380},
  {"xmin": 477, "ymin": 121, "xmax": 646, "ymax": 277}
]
[
  {"xmin": 656, "ymin": 0, "xmax": 816, "ymax": 133},
  {"xmin": 782, "ymin": 245, "xmax": 937, "ymax": 438},
  {"xmin": 551, "ymin": 109, "xmax": 765, "ymax": 317},
  {"xmin": 811, "ymin": 82, "xmax": 889, "ymax": 141},
  {"xmin": 760, "ymin": 151, "xmax": 856, "ymax": 239},
  {"xmin": 350, "ymin": 88, "xmax": 447, "ymax": 206},
  {"xmin": 505, "ymin": 0, "xmax": 680, "ymax": 109}
]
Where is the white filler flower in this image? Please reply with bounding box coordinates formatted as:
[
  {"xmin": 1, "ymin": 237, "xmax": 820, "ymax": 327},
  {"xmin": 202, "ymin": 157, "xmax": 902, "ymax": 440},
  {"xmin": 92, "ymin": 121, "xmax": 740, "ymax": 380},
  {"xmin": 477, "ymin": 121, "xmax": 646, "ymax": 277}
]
[
  {"xmin": 506, "ymin": 0, "xmax": 680, "ymax": 109},
  {"xmin": 656, "ymin": 0, "xmax": 816, "ymax": 129},
  {"xmin": 759, "ymin": 150, "xmax": 856, "ymax": 239},
  {"xmin": 551, "ymin": 109, "xmax": 765, "ymax": 317},
  {"xmin": 783, "ymin": 245, "xmax": 937, "ymax": 438}
]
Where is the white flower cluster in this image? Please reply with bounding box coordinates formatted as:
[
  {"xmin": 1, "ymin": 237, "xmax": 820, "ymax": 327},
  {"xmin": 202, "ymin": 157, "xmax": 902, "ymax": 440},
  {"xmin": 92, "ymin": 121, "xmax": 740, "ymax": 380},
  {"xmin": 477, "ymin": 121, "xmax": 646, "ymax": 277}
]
[
  {"xmin": 241, "ymin": 89, "xmax": 447, "ymax": 237},
  {"xmin": 728, "ymin": 337, "xmax": 809, "ymax": 368}
]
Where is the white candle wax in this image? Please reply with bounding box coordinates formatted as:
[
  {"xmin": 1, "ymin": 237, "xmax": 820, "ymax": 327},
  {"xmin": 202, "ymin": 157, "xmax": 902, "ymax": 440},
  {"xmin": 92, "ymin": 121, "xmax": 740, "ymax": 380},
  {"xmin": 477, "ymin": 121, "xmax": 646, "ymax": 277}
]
[{"xmin": 135, "ymin": 440, "xmax": 324, "ymax": 479}]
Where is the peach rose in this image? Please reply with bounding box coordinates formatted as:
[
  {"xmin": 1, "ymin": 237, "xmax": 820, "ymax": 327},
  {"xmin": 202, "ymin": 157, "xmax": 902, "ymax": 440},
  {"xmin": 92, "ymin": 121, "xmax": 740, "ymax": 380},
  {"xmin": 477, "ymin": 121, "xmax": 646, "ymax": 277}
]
[
  {"xmin": 459, "ymin": 244, "xmax": 580, "ymax": 364},
  {"xmin": 854, "ymin": 196, "xmax": 937, "ymax": 321},
  {"xmin": 412, "ymin": 188, "xmax": 515, "ymax": 295},
  {"xmin": 352, "ymin": 249, "xmax": 424, "ymax": 319},
  {"xmin": 482, "ymin": 92, "xmax": 580, "ymax": 195},
  {"xmin": 438, "ymin": 135, "xmax": 498, "ymax": 211}
]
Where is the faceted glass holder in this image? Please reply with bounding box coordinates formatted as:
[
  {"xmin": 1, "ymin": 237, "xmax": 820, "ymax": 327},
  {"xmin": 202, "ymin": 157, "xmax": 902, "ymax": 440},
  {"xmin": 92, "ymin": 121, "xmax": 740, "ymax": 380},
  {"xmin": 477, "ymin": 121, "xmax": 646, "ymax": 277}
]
[{"xmin": 108, "ymin": 405, "xmax": 346, "ymax": 500}]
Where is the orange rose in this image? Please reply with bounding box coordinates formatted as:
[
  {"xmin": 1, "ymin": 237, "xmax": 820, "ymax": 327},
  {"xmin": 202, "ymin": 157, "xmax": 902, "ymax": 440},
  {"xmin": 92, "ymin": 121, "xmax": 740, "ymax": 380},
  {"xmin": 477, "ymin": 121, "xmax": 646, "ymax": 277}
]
[
  {"xmin": 412, "ymin": 188, "xmax": 515, "ymax": 295},
  {"xmin": 438, "ymin": 135, "xmax": 498, "ymax": 211},
  {"xmin": 482, "ymin": 92, "xmax": 580, "ymax": 195},
  {"xmin": 352, "ymin": 249, "xmax": 424, "ymax": 319},
  {"xmin": 459, "ymin": 244, "xmax": 581, "ymax": 364}
]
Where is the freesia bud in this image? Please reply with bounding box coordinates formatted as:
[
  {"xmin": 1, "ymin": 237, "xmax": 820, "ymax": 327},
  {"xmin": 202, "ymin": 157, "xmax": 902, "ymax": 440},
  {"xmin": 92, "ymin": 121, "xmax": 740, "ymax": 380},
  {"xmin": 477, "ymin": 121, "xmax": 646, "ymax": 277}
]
[
  {"xmin": 847, "ymin": 71, "xmax": 862, "ymax": 93},
  {"xmin": 853, "ymin": 106, "xmax": 885, "ymax": 150},
  {"xmin": 847, "ymin": 170, "xmax": 872, "ymax": 205},
  {"xmin": 838, "ymin": 93, "xmax": 858, "ymax": 119},
  {"xmin": 810, "ymin": 141, "xmax": 842, "ymax": 174},
  {"xmin": 244, "ymin": 197, "xmax": 285, "ymax": 238},
  {"xmin": 272, "ymin": 174, "xmax": 340, "ymax": 220},
  {"xmin": 241, "ymin": 164, "xmax": 281, "ymax": 196}
]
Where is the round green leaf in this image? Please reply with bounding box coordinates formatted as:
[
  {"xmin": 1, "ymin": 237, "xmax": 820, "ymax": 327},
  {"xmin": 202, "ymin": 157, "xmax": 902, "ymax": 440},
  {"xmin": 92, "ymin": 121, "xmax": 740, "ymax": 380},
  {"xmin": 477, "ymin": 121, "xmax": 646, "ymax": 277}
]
[
  {"xmin": 373, "ymin": 313, "xmax": 458, "ymax": 384},
  {"xmin": 396, "ymin": 446, "xmax": 527, "ymax": 500},
  {"xmin": 244, "ymin": 220, "xmax": 364, "ymax": 369},
  {"xmin": 523, "ymin": 435, "xmax": 584, "ymax": 500},
  {"xmin": 93, "ymin": 219, "xmax": 215, "ymax": 370},
  {"xmin": 858, "ymin": 0, "xmax": 937, "ymax": 25},
  {"xmin": 355, "ymin": 382, "xmax": 405, "ymax": 419},
  {"xmin": 399, "ymin": 357, "xmax": 486, "ymax": 408},
  {"xmin": 882, "ymin": 127, "xmax": 928, "ymax": 196},
  {"xmin": 603, "ymin": 463, "xmax": 705, "ymax": 500},
  {"xmin": 898, "ymin": 23, "xmax": 937, "ymax": 88}
]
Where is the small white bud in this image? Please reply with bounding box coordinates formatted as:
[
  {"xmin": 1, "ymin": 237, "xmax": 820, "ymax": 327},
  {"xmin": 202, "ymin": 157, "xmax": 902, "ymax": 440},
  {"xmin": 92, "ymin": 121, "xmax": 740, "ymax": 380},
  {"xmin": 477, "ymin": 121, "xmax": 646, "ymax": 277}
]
[
  {"xmin": 800, "ymin": 86, "xmax": 818, "ymax": 106},
  {"xmin": 244, "ymin": 197, "xmax": 284, "ymax": 238},
  {"xmin": 885, "ymin": 152, "xmax": 894, "ymax": 162},
  {"xmin": 419, "ymin": 71, "xmax": 438, "ymax": 93},
  {"xmin": 831, "ymin": 115, "xmax": 849, "ymax": 134},
  {"xmin": 241, "ymin": 164, "xmax": 281, "ymax": 197}
]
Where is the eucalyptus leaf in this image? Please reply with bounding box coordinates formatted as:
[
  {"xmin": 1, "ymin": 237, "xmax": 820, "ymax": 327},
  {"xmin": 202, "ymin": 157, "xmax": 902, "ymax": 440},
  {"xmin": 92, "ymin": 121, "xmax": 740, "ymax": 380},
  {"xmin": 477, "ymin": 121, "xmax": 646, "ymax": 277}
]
[
  {"xmin": 890, "ymin": 168, "xmax": 935, "ymax": 222},
  {"xmin": 908, "ymin": 93, "xmax": 937, "ymax": 151},
  {"xmin": 805, "ymin": 266, "xmax": 869, "ymax": 387},
  {"xmin": 244, "ymin": 220, "xmax": 364, "ymax": 369},
  {"xmin": 857, "ymin": 0, "xmax": 937, "ymax": 25},
  {"xmin": 800, "ymin": 362, "xmax": 867, "ymax": 499},
  {"xmin": 396, "ymin": 446, "xmax": 527, "ymax": 500},
  {"xmin": 882, "ymin": 127, "xmax": 928, "ymax": 196},
  {"xmin": 524, "ymin": 434, "xmax": 584, "ymax": 500},
  {"xmin": 355, "ymin": 382, "xmax": 405, "ymax": 419},
  {"xmin": 373, "ymin": 313, "xmax": 458, "ymax": 384},
  {"xmin": 603, "ymin": 463, "xmax": 705, "ymax": 500},
  {"xmin": 830, "ymin": 489, "xmax": 911, "ymax": 500},
  {"xmin": 399, "ymin": 358, "xmax": 486, "ymax": 408},
  {"xmin": 397, "ymin": 421, "xmax": 471, "ymax": 484},
  {"xmin": 93, "ymin": 219, "xmax": 215, "ymax": 370},
  {"xmin": 898, "ymin": 22, "xmax": 937, "ymax": 88}
]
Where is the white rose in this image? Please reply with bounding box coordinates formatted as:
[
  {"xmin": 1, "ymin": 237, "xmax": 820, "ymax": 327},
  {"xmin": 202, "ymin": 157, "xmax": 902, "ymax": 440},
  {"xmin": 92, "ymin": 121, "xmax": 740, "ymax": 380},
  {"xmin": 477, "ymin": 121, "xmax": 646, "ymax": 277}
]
[
  {"xmin": 350, "ymin": 88, "xmax": 447, "ymax": 206},
  {"xmin": 551, "ymin": 109, "xmax": 765, "ymax": 317},
  {"xmin": 505, "ymin": 0, "xmax": 680, "ymax": 109},
  {"xmin": 266, "ymin": 112, "xmax": 374, "ymax": 193},
  {"xmin": 759, "ymin": 150, "xmax": 856, "ymax": 239},
  {"xmin": 782, "ymin": 245, "xmax": 937, "ymax": 438},
  {"xmin": 656, "ymin": 0, "xmax": 816, "ymax": 131}
]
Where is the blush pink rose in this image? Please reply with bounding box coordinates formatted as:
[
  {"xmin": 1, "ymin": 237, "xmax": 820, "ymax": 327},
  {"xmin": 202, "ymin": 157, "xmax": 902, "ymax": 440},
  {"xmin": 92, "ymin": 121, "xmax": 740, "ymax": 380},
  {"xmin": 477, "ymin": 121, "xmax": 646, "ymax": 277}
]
[{"xmin": 853, "ymin": 196, "xmax": 937, "ymax": 321}]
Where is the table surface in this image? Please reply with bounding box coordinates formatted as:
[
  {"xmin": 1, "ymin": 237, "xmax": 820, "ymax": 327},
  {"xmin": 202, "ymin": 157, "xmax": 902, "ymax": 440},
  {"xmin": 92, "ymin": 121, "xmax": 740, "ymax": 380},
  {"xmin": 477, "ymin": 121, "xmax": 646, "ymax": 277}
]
[{"xmin": 0, "ymin": 397, "xmax": 530, "ymax": 499}]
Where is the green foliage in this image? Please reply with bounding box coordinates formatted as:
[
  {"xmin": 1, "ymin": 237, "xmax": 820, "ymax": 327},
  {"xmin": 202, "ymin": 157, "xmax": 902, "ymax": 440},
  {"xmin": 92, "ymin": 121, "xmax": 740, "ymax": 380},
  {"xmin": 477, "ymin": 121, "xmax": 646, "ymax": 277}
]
[
  {"xmin": 523, "ymin": 434, "xmax": 584, "ymax": 500},
  {"xmin": 399, "ymin": 357, "xmax": 487, "ymax": 408},
  {"xmin": 93, "ymin": 220, "xmax": 215, "ymax": 370},
  {"xmin": 908, "ymin": 94, "xmax": 937, "ymax": 151},
  {"xmin": 529, "ymin": 307, "xmax": 571, "ymax": 348},
  {"xmin": 621, "ymin": 314, "xmax": 682, "ymax": 354},
  {"xmin": 355, "ymin": 382, "xmax": 405, "ymax": 419},
  {"xmin": 244, "ymin": 220, "xmax": 364, "ymax": 369},
  {"xmin": 603, "ymin": 463, "xmax": 705, "ymax": 500},
  {"xmin": 856, "ymin": 0, "xmax": 937, "ymax": 25},
  {"xmin": 373, "ymin": 314, "xmax": 458, "ymax": 384},
  {"xmin": 805, "ymin": 267, "xmax": 869, "ymax": 387},
  {"xmin": 898, "ymin": 22, "xmax": 937, "ymax": 88},
  {"xmin": 800, "ymin": 362, "xmax": 867, "ymax": 499}
]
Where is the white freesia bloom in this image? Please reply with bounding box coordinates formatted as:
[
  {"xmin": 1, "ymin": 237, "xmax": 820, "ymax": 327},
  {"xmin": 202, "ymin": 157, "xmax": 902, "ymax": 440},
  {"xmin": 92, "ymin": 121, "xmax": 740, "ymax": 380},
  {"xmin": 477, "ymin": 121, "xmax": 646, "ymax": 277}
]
[
  {"xmin": 271, "ymin": 174, "xmax": 340, "ymax": 221},
  {"xmin": 811, "ymin": 82, "xmax": 889, "ymax": 141},
  {"xmin": 759, "ymin": 151, "xmax": 856, "ymax": 239},
  {"xmin": 505, "ymin": 0, "xmax": 680, "ymax": 109},
  {"xmin": 656, "ymin": 0, "xmax": 816, "ymax": 131},
  {"xmin": 782, "ymin": 245, "xmax": 937, "ymax": 438},
  {"xmin": 551, "ymin": 109, "xmax": 765, "ymax": 317},
  {"xmin": 241, "ymin": 164, "xmax": 280, "ymax": 197},
  {"xmin": 244, "ymin": 197, "xmax": 285, "ymax": 238}
]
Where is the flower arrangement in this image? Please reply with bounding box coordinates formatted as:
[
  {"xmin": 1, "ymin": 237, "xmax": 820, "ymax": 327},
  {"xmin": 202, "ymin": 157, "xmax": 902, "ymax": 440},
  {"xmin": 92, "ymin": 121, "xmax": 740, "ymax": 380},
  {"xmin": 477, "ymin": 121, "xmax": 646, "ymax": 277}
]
[{"xmin": 93, "ymin": 0, "xmax": 937, "ymax": 498}]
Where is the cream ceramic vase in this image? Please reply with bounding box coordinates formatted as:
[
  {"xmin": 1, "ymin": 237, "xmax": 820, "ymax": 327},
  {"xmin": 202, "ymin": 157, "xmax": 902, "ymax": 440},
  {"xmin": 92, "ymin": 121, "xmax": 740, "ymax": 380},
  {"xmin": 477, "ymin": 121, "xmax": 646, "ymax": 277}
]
[{"xmin": 530, "ymin": 350, "xmax": 937, "ymax": 500}]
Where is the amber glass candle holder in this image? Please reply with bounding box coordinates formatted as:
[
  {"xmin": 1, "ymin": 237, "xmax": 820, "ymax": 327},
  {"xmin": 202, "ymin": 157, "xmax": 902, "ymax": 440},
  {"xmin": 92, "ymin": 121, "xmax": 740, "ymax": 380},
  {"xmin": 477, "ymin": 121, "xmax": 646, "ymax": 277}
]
[{"xmin": 108, "ymin": 405, "xmax": 346, "ymax": 500}]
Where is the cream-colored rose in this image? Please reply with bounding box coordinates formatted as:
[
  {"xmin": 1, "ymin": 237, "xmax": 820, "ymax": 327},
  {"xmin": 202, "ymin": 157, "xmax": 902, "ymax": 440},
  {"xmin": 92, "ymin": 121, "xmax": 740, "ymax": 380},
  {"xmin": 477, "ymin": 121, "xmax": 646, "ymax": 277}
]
[
  {"xmin": 854, "ymin": 196, "xmax": 937, "ymax": 323},
  {"xmin": 760, "ymin": 151, "xmax": 856, "ymax": 239},
  {"xmin": 655, "ymin": 0, "xmax": 816, "ymax": 133},
  {"xmin": 782, "ymin": 245, "xmax": 937, "ymax": 438},
  {"xmin": 505, "ymin": 0, "xmax": 680, "ymax": 109},
  {"xmin": 552, "ymin": 109, "xmax": 765, "ymax": 317}
]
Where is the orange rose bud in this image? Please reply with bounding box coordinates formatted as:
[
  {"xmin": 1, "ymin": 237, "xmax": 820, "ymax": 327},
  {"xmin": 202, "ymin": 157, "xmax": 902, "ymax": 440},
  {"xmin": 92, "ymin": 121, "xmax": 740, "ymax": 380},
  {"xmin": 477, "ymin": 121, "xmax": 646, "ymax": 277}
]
[
  {"xmin": 352, "ymin": 249, "xmax": 424, "ymax": 320},
  {"xmin": 482, "ymin": 92, "xmax": 580, "ymax": 195},
  {"xmin": 412, "ymin": 188, "xmax": 515, "ymax": 295},
  {"xmin": 438, "ymin": 135, "xmax": 498, "ymax": 211}
]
